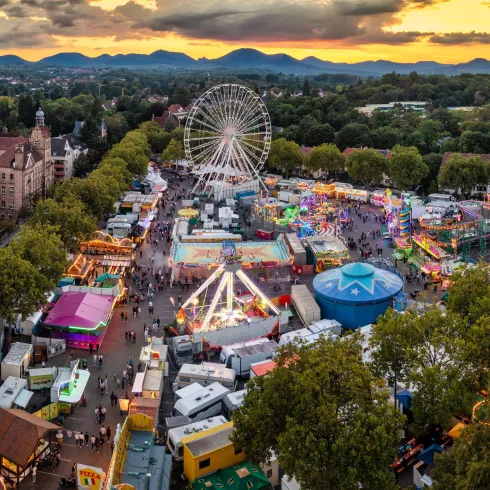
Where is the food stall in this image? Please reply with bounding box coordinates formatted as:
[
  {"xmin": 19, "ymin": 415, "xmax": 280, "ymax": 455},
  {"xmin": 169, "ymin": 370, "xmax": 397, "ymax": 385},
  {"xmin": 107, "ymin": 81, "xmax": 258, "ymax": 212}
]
[{"xmin": 51, "ymin": 360, "xmax": 90, "ymax": 413}]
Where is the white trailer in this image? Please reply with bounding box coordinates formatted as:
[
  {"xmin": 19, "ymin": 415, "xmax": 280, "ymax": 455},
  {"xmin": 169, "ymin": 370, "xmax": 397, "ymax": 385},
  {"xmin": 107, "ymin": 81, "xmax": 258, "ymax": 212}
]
[
  {"xmin": 222, "ymin": 389, "xmax": 247, "ymax": 420},
  {"xmin": 173, "ymin": 382, "xmax": 230, "ymax": 423},
  {"xmin": 174, "ymin": 382, "xmax": 203, "ymax": 401},
  {"xmin": 0, "ymin": 376, "xmax": 29, "ymax": 409},
  {"xmin": 230, "ymin": 340, "xmax": 279, "ymax": 377},
  {"xmin": 1, "ymin": 342, "xmax": 32, "ymax": 379},
  {"xmin": 291, "ymin": 285, "xmax": 321, "ymax": 327},
  {"xmin": 167, "ymin": 415, "xmax": 228, "ymax": 461},
  {"xmin": 174, "ymin": 363, "xmax": 236, "ymax": 391},
  {"xmin": 219, "ymin": 338, "xmax": 270, "ymax": 365}
]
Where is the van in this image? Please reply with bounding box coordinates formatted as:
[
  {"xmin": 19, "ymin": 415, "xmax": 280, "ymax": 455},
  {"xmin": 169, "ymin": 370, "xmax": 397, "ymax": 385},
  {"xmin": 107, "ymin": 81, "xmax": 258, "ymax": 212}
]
[
  {"xmin": 222, "ymin": 389, "xmax": 247, "ymax": 420},
  {"xmin": 174, "ymin": 363, "xmax": 236, "ymax": 391},
  {"xmin": 167, "ymin": 415, "xmax": 228, "ymax": 461},
  {"xmin": 173, "ymin": 382, "xmax": 230, "ymax": 423}
]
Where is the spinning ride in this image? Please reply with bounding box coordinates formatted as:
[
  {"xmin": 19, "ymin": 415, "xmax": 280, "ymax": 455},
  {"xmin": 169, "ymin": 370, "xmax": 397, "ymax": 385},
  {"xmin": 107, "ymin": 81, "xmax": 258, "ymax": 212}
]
[
  {"xmin": 185, "ymin": 84, "xmax": 271, "ymax": 200},
  {"xmin": 176, "ymin": 254, "xmax": 281, "ymax": 350}
]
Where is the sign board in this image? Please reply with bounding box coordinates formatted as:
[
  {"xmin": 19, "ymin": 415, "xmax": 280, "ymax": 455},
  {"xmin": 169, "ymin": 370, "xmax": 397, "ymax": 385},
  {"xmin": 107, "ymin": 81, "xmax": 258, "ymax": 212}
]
[
  {"xmin": 34, "ymin": 402, "xmax": 59, "ymax": 420},
  {"xmin": 30, "ymin": 373, "xmax": 54, "ymax": 390},
  {"xmin": 76, "ymin": 464, "xmax": 104, "ymax": 490}
]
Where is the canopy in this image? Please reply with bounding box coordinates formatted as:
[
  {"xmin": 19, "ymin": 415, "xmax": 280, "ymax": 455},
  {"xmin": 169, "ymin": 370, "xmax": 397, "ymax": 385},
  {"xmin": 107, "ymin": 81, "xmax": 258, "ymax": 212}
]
[
  {"xmin": 132, "ymin": 372, "xmax": 145, "ymax": 393},
  {"xmin": 417, "ymin": 444, "xmax": 444, "ymax": 465},
  {"xmin": 396, "ymin": 389, "xmax": 414, "ymax": 410},
  {"xmin": 14, "ymin": 389, "xmax": 34, "ymax": 408},
  {"xmin": 448, "ymin": 422, "xmax": 467, "ymax": 439}
]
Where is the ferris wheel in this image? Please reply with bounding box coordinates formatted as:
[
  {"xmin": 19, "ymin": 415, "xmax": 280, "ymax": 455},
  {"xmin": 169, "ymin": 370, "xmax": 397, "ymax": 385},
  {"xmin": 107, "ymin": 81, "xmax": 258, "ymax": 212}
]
[{"xmin": 184, "ymin": 84, "xmax": 271, "ymax": 199}]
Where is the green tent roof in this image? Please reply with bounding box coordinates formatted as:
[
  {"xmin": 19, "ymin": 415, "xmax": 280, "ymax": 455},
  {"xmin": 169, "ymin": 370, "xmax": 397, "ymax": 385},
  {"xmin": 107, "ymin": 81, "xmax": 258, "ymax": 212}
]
[{"xmin": 191, "ymin": 461, "xmax": 271, "ymax": 490}]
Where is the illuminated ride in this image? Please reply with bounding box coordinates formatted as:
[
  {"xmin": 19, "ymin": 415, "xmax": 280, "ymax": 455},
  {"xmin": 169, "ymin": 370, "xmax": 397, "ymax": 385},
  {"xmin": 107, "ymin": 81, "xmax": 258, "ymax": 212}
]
[
  {"xmin": 175, "ymin": 254, "xmax": 281, "ymax": 351},
  {"xmin": 185, "ymin": 84, "xmax": 271, "ymax": 200},
  {"xmin": 418, "ymin": 200, "xmax": 490, "ymax": 262}
]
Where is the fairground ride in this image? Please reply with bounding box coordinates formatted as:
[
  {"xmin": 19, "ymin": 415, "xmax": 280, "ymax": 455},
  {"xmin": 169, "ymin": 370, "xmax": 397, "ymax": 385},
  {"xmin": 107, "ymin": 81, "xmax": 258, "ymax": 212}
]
[
  {"xmin": 184, "ymin": 84, "xmax": 271, "ymax": 201},
  {"xmin": 418, "ymin": 200, "xmax": 490, "ymax": 262},
  {"xmin": 175, "ymin": 255, "xmax": 281, "ymax": 352}
]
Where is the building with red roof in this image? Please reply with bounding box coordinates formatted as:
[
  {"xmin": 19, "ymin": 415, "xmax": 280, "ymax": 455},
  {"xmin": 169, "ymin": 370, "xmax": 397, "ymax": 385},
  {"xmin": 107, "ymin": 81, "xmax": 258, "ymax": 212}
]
[{"xmin": 0, "ymin": 108, "xmax": 53, "ymax": 221}]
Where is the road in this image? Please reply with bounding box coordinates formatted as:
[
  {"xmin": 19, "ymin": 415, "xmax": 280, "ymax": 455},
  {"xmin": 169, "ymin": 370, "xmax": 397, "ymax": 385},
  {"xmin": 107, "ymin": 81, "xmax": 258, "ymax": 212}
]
[{"xmin": 19, "ymin": 172, "xmax": 435, "ymax": 490}]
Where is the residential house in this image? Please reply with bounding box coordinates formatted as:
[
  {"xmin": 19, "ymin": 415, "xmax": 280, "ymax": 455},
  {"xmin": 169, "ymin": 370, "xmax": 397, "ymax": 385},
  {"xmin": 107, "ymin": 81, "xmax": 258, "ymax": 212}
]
[
  {"xmin": 73, "ymin": 119, "xmax": 107, "ymax": 140},
  {"xmin": 51, "ymin": 133, "xmax": 88, "ymax": 182},
  {"xmin": 0, "ymin": 109, "xmax": 53, "ymax": 220},
  {"xmin": 152, "ymin": 111, "xmax": 180, "ymax": 129}
]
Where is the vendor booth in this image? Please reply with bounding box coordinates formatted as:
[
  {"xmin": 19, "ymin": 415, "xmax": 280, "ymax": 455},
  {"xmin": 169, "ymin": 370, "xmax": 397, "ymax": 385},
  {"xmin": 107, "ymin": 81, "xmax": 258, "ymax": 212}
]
[
  {"xmin": 1, "ymin": 342, "xmax": 32, "ymax": 379},
  {"xmin": 51, "ymin": 360, "xmax": 90, "ymax": 412},
  {"xmin": 0, "ymin": 408, "xmax": 58, "ymax": 486},
  {"xmin": 0, "ymin": 377, "xmax": 33, "ymax": 409}
]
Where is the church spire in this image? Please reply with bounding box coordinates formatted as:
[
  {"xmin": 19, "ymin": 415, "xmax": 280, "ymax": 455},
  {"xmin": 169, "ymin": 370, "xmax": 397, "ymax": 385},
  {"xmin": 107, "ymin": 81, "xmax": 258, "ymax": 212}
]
[{"xmin": 35, "ymin": 107, "xmax": 45, "ymax": 126}]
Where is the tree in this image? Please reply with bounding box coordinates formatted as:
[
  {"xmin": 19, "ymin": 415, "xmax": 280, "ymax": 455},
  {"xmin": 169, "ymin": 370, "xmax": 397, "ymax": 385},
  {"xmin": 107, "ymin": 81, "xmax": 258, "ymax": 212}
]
[
  {"xmin": 346, "ymin": 149, "xmax": 387, "ymax": 186},
  {"xmin": 420, "ymin": 153, "xmax": 443, "ymax": 194},
  {"xmin": 73, "ymin": 152, "xmax": 97, "ymax": 178},
  {"xmin": 370, "ymin": 307, "xmax": 477, "ymax": 434},
  {"xmin": 30, "ymin": 198, "xmax": 96, "ymax": 252},
  {"xmin": 387, "ymin": 145, "xmax": 428, "ymax": 190},
  {"xmin": 10, "ymin": 224, "xmax": 67, "ymax": 288},
  {"xmin": 335, "ymin": 123, "xmax": 371, "ymax": 151},
  {"xmin": 162, "ymin": 139, "xmax": 184, "ymax": 162},
  {"xmin": 0, "ymin": 248, "xmax": 47, "ymax": 349},
  {"xmin": 432, "ymin": 424, "xmax": 490, "ymax": 490},
  {"xmin": 304, "ymin": 143, "xmax": 345, "ymax": 179},
  {"xmin": 232, "ymin": 336, "xmax": 403, "ymax": 490},
  {"xmin": 302, "ymin": 78, "xmax": 311, "ymax": 97},
  {"xmin": 107, "ymin": 143, "xmax": 148, "ymax": 177},
  {"xmin": 369, "ymin": 126, "xmax": 401, "ymax": 149},
  {"xmin": 267, "ymin": 138, "xmax": 304, "ymax": 178},
  {"xmin": 17, "ymin": 93, "xmax": 36, "ymax": 128},
  {"xmin": 438, "ymin": 153, "xmax": 487, "ymax": 198},
  {"xmin": 79, "ymin": 115, "xmax": 102, "ymax": 148}
]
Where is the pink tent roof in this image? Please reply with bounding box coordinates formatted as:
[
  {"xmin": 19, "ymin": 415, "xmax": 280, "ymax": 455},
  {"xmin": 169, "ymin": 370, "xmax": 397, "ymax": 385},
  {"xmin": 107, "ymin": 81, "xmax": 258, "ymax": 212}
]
[{"xmin": 44, "ymin": 292, "xmax": 115, "ymax": 329}]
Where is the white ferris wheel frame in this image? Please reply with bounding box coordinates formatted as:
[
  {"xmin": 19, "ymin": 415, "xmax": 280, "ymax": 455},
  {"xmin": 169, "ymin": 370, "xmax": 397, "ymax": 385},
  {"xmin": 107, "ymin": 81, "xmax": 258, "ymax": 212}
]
[{"xmin": 184, "ymin": 84, "xmax": 271, "ymax": 200}]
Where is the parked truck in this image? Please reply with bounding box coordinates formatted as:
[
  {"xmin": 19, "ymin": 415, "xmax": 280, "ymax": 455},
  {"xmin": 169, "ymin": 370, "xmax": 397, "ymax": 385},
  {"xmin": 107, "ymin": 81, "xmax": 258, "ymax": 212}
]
[
  {"xmin": 290, "ymin": 285, "xmax": 321, "ymax": 327},
  {"xmin": 228, "ymin": 340, "xmax": 279, "ymax": 377},
  {"xmin": 168, "ymin": 335, "xmax": 194, "ymax": 367}
]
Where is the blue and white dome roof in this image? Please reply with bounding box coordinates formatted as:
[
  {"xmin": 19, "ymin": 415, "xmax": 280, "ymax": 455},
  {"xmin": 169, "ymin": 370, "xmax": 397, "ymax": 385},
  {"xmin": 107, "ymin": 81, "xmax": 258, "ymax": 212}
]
[{"xmin": 313, "ymin": 262, "xmax": 403, "ymax": 304}]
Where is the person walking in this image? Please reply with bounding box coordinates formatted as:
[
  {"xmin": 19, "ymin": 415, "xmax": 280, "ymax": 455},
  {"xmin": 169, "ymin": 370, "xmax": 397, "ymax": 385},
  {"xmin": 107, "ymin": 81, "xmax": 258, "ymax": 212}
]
[
  {"xmin": 101, "ymin": 405, "xmax": 107, "ymax": 422},
  {"xmin": 32, "ymin": 464, "xmax": 37, "ymax": 482},
  {"xmin": 84, "ymin": 431, "xmax": 89, "ymax": 446},
  {"xmin": 132, "ymin": 331, "xmax": 136, "ymax": 344},
  {"xmin": 95, "ymin": 406, "xmax": 99, "ymax": 423},
  {"xmin": 95, "ymin": 436, "xmax": 100, "ymax": 453},
  {"xmin": 91, "ymin": 434, "xmax": 96, "ymax": 451},
  {"xmin": 93, "ymin": 354, "xmax": 97, "ymax": 367},
  {"xmin": 89, "ymin": 343, "xmax": 93, "ymax": 355},
  {"xmin": 100, "ymin": 425, "xmax": 106, "ymax": 442},
  {"xmin": 74, "ymin": 430, "xmax": 80, "ymax": 447},
  {"xmin": 111, "ymin": 441, "xmax": 115, "ymax": 454},
  {"xmin": 106, "ymin": 426, "xmax": 112, "ymax": 442}
]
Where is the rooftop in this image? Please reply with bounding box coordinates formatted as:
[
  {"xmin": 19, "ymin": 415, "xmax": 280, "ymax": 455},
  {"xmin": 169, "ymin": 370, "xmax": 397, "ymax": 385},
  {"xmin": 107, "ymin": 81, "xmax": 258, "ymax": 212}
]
[{"xmin": 185, "ymin": 426, "xmax": 235, "ymax": 457}]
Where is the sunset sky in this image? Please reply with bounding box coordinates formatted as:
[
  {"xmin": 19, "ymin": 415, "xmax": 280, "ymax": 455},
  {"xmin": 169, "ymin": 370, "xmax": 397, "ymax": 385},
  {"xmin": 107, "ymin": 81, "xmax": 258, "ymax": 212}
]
[{"xmin": 0, "ymin": 0, "xmax": 489, "ymax": 63}]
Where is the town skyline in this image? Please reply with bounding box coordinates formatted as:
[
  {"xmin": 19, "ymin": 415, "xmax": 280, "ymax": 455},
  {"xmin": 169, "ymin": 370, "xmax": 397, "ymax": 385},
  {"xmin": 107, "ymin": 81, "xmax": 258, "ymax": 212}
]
[{"xmin": 0, "ymin": 0, "xmax": 488, "ymax": 64}]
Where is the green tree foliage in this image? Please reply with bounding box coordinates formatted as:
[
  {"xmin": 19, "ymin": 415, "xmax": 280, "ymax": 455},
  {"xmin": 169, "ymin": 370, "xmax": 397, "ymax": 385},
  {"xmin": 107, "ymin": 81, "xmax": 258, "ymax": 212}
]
[
  {"xmin": 10, "ymin": 224, "xmax": 67, "ymax": 288},
  {"xmin": 232, "ymin": 337, "xmax": 403, "ymax": 490},
  {"xmin": 80, "ymin": 115, "xmax": 103, "ymax": 147},
  {"xmin": 162, "ymin": 139, "xmax": 185, "ymax": 162},
  {"xmin": 370, "ymin": 307, "xmax": 479, "ymax": 434},
  {"xmin": 0, "ymin": 248, "xmax": 48, "ymax": 347},
  {"xmin": 438, "ymin": 154, "xmax": 487, "ymax": 198},
  {"xmin": 139, "ymin": 121, "xmax": 172, "ymax": 153},
  {"xmin": 387, "ymin": 145, "xmax": 428, "ymax": 190},
  {"xmin": 304, "ymin": 143, "xmax": 345, "ymax": 177},
  {"xmin": 345, "ymin": 149, "xmax": 387, "ymax": 186},
  {"xmin": 335, "ymin": 123, "xmax": 371, "ymax": 151},
  {"xmin": 73, "ymin": 152, "xmax": 98, "ymax": 178},
  {"xmin": 302, "ymin": 78, "xmax": 311, "ymax": 97},
  {"xmin": 268, "ymin": 138, "xmax": 303, "ymax": 178},
  {"xmin": 31, "ymin": 198, "xmax": 96, "ymax": 252},
  {"xmin": 108, "ymin": 143, "xmax": 148, "ymax": 177},
  {"xmin": 420, "ymin": 153, "xmax": 443, "ymax": 194},
  {"xmin": 432, "ymin": 424, "xmax": 490, "ymax": 490},
  {"xmin": 17, "ymin": 93, "xmax": 36, "ymax": 128}
]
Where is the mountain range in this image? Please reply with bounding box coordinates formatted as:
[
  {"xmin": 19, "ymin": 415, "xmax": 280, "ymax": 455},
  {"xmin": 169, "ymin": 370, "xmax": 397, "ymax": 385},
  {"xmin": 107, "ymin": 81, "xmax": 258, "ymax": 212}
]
[{"xmin": 3, "ymin": 48, "xmax": 490, "ymax": 77}]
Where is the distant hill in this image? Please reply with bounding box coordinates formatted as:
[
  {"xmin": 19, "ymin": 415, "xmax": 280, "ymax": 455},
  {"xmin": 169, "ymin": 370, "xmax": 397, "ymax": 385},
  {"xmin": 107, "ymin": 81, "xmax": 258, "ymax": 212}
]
[{"xmin": 1, "ymin": 49, "xmax": 490, "ymax": 76}]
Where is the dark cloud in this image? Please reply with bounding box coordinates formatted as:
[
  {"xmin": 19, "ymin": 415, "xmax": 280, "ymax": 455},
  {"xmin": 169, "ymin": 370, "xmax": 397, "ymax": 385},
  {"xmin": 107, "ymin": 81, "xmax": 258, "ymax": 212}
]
[
  {"xmin": 337, "ymin": 0, "xmax": 404, "ymax": 16},
  {"xmin": 5, "ymin": 5, "xmax": 30, "ymax": 18},
  {"xmin": 429, "ymin": 31, "xmax": 490, "ymax": 44}
]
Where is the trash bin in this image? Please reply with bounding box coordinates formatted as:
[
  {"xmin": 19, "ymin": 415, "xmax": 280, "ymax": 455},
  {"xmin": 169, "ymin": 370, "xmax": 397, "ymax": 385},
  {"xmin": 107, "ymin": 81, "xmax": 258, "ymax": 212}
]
[{"xmin": 56, "ymin": 431, "xmax": 63, "ymax": 448}]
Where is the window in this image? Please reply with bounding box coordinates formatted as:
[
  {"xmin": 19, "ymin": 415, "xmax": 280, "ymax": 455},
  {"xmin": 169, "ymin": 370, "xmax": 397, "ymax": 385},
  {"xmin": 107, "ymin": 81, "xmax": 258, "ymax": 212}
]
[
  {"xmin": 1, "ymin": 173, "xmax": 4, "ymax": 179},
  {"xmin": 9, "ymin": 174, "xmax": 13, "ymax": 180},
  {"xmin": 179, "ymin": 376, "xmax": 190, "ymax": 383},
  {"xmin": 199, "ymin": 458, "xmax": 210, "ymax": 470},
  {"xmin": 1, "ymin": 201, "xmax": 4, "ymax": 208},
  {"xmin": 1, "ymin": 186, "xmax": 4, "ymax": 195},
  {"xmin": 9, "ymin": 203, "xmax": 14, "ymax": 209},
  {"xmin": 266, "ymin": 469, "xmax": 273, "ymax": 478},
  {"xmin": 7, "ymin": 214, "xmax": 12, "ymax": 219},
  {"xmin": 9, "ymin": 186, "xmax": 14, "ymax": 196},
  {"xmin": 234, "ymin": 447, "xmax": 243, "ymax": 455}
]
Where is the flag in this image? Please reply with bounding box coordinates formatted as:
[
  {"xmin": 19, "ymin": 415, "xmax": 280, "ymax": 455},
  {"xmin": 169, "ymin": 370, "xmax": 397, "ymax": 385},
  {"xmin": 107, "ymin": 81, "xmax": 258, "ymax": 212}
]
[{"xmin": 83, "ymin": 477, "xmax": 95, "ymax": 485}]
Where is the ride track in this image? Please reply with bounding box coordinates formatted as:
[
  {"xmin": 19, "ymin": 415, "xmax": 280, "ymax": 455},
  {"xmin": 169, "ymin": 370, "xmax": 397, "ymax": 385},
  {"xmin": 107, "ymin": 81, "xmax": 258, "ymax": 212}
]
[{"xmin": 418, "ymin": 201, "xmax": 490, "ymax": 260}]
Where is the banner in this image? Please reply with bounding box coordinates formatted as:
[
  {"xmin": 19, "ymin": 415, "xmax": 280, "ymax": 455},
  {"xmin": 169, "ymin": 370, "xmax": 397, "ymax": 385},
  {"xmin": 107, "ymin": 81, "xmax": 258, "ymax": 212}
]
[
  {"xmin": 76, "ymin": 464, "xmax": 104, "ymax": 490},
  {"xmin": 34, "ymin": 402, "xmax": 59, "ymax": 420}
]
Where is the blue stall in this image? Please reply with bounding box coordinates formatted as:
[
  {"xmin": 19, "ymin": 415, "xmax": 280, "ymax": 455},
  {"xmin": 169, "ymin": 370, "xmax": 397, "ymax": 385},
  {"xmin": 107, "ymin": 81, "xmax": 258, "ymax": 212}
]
[{"xmin": 313, "ymin": 262, "xmax": 404, "ymax": 330}]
